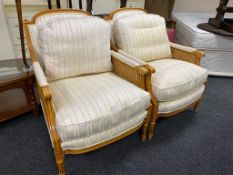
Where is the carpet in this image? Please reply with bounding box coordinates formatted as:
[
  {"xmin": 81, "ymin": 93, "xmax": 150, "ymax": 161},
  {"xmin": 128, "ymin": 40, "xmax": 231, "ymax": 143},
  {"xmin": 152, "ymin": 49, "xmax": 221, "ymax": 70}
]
[{"xmin": 0, "ymin": 77, "xmax": 233, "ymax": 175}]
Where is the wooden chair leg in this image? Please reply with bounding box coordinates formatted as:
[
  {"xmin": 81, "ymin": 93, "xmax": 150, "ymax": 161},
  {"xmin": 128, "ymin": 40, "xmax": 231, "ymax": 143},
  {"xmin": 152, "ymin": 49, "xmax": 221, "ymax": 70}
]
[
  {"xmin": 141, "ymin": 105, "xmax": 152, "ymax": 142},
  {"xmin": 55, "ymin": 150, "xmax": 65, "ymax": 175},
  {"xmin": 148, "ymin": 103, "xmax": 158, "ymax": 141},
  {"xmin": 194, "ymin": 98, "xmax": 202, "ymax": 112},
  {"xmin": 53, "ymin": 141, "xmax": 65, "ymax": 175}
]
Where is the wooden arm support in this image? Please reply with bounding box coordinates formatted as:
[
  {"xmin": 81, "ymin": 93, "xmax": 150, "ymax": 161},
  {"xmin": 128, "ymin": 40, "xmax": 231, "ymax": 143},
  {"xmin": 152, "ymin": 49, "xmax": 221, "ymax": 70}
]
[
  {"xmin": 170, "ymin": 43, "xmax": 205, "ymax": 65},
  {"xmin": 32, "ymin": 62, "xmax": 62, "ymax": 150},
  {"xmin": 111, "ymin": 50, "xmax": 153, "ymax": 89},
  {"xmin": 38, "ymin": 85, "xmax": 61, "ymax": 145},
  {"xmin": 112, "ymin": 56, "xmax": 149, "ymax": 89}
]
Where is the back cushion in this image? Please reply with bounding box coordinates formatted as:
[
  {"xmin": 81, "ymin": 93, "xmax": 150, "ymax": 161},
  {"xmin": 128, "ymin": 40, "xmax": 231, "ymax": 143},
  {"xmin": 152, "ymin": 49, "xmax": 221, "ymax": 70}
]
[
  {"xmin": 29, "ymin": 13, "xmax": 89, "ymax": 66},
  {"xmin": 112, "ymin": 10, "xmax": 146, "ymax": 21},
  {"xmin": 38, "ymin": 16, "xmax": 112, "ymax": 81},
  {"xmin": 111, "ymin": 10, "xmax": 146, "ymax": 45},
  {"xmin": 113, "ymin": 14, "xmax": 172, "ymax": 62}
]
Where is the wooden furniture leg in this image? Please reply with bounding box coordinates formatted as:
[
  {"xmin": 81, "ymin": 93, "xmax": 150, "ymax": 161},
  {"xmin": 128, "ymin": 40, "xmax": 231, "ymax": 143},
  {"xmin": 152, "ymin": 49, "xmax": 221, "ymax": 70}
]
[
  {"xmin": 194, "ymin": 98, "xmax": 202, "ymax": 112},
  {"xmin": 15, "ymin": 0, "xmax": 28, "ymax": 67},
  {"xmin": 120, "ymin": 0, "xmax": 127, "ymax": 7},
  {"xmin": 142, "ymin": 105, "xmax": 152, "ymax": 142},
  {"xmin": 148, "ymin": 103, "xmax": 158, "ymax": 141}
]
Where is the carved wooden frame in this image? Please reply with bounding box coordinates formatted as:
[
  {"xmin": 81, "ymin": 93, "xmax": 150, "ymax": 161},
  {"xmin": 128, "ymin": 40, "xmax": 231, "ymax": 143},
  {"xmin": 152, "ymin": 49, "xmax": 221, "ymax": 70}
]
[
  {"xmin": 107, "ymin": 8, "xmax": 207, "ymax": 140},
  {"xmin": 24, "ymin": 9, "xmax": 152, "ymax": 175}
]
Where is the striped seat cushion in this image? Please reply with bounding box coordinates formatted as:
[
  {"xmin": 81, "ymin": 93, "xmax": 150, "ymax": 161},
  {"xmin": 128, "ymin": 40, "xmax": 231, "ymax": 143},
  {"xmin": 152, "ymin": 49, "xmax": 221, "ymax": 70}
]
[
  {"xmin": 148, "ymin": 59, "xmax": 208, "ymax": 101},
  {"xmin": 158, "ymin": 85, "xmax": 205, "ymax": 113},
  {"xmin": 50, "ymin": 72, "xmax": 150, "ymax": 142},
  {"xmin": 38, "ymin": 16, "xmax": 112, "ymax": 81},
  {"xmin": 62, "ymin": 111, "xmax": 147, "ymax": 150},
  {"xmin": 113, "ymin": 14, "xmax": 172, "ymax": 62}
]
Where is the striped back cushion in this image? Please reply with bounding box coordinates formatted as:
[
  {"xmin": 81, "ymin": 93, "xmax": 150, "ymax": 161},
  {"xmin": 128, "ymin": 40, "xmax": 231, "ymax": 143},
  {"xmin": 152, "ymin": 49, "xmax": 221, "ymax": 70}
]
[
  {"xmin": 38, "ymin": 16, "xmax": 112, "ymax": 81},
  {"xmin": 113, "ymin": 14, "xmax": 172, "ymax": 62},
  {"xmin": 28, "ymin": 13, "xmax": 89, "ymax": 66},
  {"xmin": 111, "ymin": 10, "xmax": 146, "ymax": 46},
  {"xmin": 112, "ymin": 10, "xmax": 146, "ymax": 21}
]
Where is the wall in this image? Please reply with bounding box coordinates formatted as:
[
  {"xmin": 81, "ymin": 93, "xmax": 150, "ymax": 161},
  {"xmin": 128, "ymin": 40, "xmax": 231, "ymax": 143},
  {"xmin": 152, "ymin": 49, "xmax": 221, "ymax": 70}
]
[
  {"xmin": 174, "ymin": 0, "xmax": 233, "ymax": 13},
  {"xmin": 0, "ymin": 1, "xmax": 15, "ymax": 60}
]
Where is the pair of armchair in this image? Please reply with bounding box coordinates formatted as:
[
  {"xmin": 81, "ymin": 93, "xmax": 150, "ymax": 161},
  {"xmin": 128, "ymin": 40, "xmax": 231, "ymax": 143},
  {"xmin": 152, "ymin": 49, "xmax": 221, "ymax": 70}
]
[{"xmin": 24, "ymin": 8, "xmax": 208, "ymax": 175}]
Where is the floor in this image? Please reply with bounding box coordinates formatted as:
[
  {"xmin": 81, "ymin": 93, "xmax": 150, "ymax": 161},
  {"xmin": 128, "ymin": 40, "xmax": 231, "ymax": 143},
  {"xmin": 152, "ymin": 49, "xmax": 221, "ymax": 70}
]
[{"xmin": 0, "ymin": 77, "xmax": 233, "ymax": 175}]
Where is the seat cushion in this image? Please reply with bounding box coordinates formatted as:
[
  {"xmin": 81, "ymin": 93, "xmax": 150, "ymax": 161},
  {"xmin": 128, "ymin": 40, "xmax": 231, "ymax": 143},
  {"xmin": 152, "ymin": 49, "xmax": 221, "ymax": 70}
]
[
  {"xmin": 159, "ymin": 85, "xmax": 205, "ymax": 113},
  {"xmin": 61, "ymin": 111, "xmax": 147, "ymax": 150},
  {"xmin": 38, "ymin": 16, "xmax": 112, "ymax": 81},
  {"xmin": 49, "ymin": 72, "xmax": 150, "ymax": 142},
  {"xmin": 148, "ymin": 59, "xmax": 208, "ymax": 101},
  {"xmin": 113, "ymin": 14, "xmax": 172, "ymax": 62}
]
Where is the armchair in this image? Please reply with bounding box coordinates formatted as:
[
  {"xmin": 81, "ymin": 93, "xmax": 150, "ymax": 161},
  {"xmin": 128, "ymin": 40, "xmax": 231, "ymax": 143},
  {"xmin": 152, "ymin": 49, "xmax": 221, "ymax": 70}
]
[
  {"xmin": 108, "ymin": 8, "xmax": 208, "ymax": 140},
  {"xmin": 24, "ymin": 9, "xmax": 152, "ymax": 175}
]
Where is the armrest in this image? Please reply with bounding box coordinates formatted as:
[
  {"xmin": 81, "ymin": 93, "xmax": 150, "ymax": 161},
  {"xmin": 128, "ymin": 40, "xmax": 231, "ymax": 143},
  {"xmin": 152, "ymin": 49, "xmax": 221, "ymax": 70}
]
[
  {"xmin": 33, "ymin": 62, "xmax": 60, "ymax": 144},
  {"xmin": 112, "ymin": 51, "xmax": 157, "ymax": 109},
  {"xmin": 33, "ymin": 62, "xmax": 49, "ymax": 87},
  {"xmin": 111, "ymin": 50, "xmax": 150, "ymax": 89},
  {"xmin": 170, "ymin": 42, "xmax": 205, "ymax": 65},
  {"xmin": 112, "ymin": 50, "xmax": 146, "ymax": 67},
  {"xmin": 118, "ymin": 49, "xmax": 155, "ymax": 73}
]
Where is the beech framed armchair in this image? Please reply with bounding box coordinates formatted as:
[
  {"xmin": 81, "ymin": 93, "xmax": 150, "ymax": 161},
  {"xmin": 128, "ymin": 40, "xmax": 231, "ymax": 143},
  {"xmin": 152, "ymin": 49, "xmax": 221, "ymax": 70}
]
[
  {"xmin": 24, "ymin": 9, "xmax": 152, "ymax": 175},
  {"xmin": 107, "ymin": 8, "xmax": 208, "ymax": 140}
]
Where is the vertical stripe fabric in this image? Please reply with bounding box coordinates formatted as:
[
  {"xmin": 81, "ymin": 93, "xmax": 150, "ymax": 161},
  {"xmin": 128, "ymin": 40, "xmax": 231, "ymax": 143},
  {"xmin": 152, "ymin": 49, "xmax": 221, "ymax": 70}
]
[
  {"xmin": 38, "ymin": 16, "xmax": 112, "ymax": 81},
  {"xmin": 148, "ymin": 58, "xmax": 208, "ymax": 101},
  {"xmin": 49, "ymin": 72, "xmax": 150, "ymax": 142},
  {"xmin": 113, "ymin": 14, "xmax": 172, "ymax": 62},
  {"xmin": 158, "ymin": 85, "xmax": 205, "ymax": 113},
  {"xmin": 28, "ymin": 13, "xmax": 89, "ymax": 66}
]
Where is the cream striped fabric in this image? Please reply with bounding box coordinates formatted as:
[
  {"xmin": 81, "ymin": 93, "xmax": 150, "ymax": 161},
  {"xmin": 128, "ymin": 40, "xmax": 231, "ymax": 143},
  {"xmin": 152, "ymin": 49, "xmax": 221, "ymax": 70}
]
[
  {"xmin": 38, "ymin": 16, "xmax": 112, "ymax": 81},
  {"xmin": 112, "ymin": 10, "xmax": 146, "ymax": 21},
  {"xmin": 113, "ymin": 14, "xmax": 172, "ymax": 62},
  {"xmin": 148, "ymin": 58, "xmax": 208, "ymax": 101},
  {"xmin": 28, "ymin": 13, "xmax": 88, "ymax": 66},
  {"xmin": 111, "ymin": 10, "xmax": 146, "ymax": 46},
  {"xmin": 158, "ymin": 85, "xmax": 205, "ymax": 113},
  {"xmin": 50, "ymin": 72, "xmax": 150, "ymax": 142},
  {"xmin": 32, "ymin": 62, "xmax": 48, "ymax": 87},
  {"xmin": 35, "ymin": 12, "xmax": 88, "ymax": 26},
  {"xmin": 62, "ymin": 111, "xmax": 147, "ymax": 150}
]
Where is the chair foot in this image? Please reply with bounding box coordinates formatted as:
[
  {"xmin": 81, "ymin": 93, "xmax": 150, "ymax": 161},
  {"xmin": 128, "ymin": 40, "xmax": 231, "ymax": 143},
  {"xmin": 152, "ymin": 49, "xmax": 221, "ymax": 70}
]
[
  {"xmin": 141, "ymin": 105, "xmax": 153, "ymax": 141},
  {"xmin": 148, "ymin": 122, "xmax": 155, "ymax": 141},
  {"xmin": 194, "ymin": 98, "xmax": 202, "ymax": 112},
  {"xmin": 141, "ymin": 123, "xmax": 148, "ymax": 142},
  {"xmin": 55, "ymin": 151, "xmax": 65, "ymax": 175}
]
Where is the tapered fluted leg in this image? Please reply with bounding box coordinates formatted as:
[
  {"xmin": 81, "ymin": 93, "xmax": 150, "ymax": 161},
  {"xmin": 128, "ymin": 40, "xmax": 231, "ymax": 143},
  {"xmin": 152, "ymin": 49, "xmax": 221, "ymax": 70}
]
[
  {"xmin": 142, "ymin": 105, "xmax": 152, "ymax": 142},
  {"xmin": 194, "ymin": 98, "xmax": 202, "ymax": 112},
  {"xmin": 55, "ymin": 151, "xmax": 65, "ymax": 175},
  {"xmin": 148, "ymin": 103, "xmax": 158, "ymax": 141}
]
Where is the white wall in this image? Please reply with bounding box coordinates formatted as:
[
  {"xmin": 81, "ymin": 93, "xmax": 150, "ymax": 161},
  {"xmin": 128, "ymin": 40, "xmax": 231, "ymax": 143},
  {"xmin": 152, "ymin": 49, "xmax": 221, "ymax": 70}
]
[
  {"xmin": 174, "ymin": 0, "xmax": 233, "ymax": 13},
  {"xmin": 0, "ymin": 1, "xmax": 15, "ymax": 60}
]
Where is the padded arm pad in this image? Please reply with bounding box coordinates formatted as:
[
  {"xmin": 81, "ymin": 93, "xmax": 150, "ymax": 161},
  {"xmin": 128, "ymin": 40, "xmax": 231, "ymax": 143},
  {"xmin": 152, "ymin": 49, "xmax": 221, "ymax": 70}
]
[
  {"xmin": 111, "ymin": 50, "xmax": 146, "ymax": 67},
  {"xmin": 117, "ymin": 50, "xmax": 147, "ymax": 65},
  {"xmin": 33, "ymin": 62, "xmax": 49, "ymax": 87},
  {"xmin": 170, "ymin": 42, "xmax": 197, "ymax": 52}
]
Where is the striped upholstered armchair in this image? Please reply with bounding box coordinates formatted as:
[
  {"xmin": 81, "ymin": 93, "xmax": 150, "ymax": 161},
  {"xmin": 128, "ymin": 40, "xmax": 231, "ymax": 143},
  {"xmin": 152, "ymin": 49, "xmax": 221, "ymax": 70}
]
[
  {"xmin": 24, "ymin": 9, "xmax": 152, "ymax": 175},
  {"xmin": 107, "ymin": 8, "xmax": 208, "ymax": 140}
]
